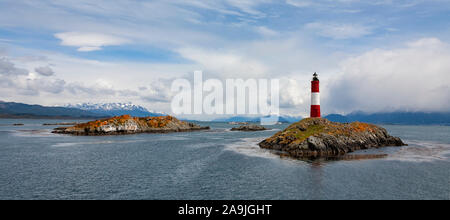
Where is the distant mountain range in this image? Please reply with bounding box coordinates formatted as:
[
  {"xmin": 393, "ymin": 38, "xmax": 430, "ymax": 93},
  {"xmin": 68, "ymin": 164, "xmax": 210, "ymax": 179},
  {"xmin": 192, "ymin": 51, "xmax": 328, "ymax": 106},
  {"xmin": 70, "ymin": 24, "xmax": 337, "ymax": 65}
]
[
  {"xmin": 212, "ymin": 112, "xmax": 450, "ymax": 125},
  {"xmin": 0, "ymin": 101, "xmax": 165, "ymax": 119},
  {"xmin": 325, "ymin": 112, "xmax": 450, "ymax": 125},
  {"xmin": 0, "ymin": 101, "xmax": 106, "ymax": 119},
  {"xmin": 66, "ymin": 103, "xmax": 165, "ymax": 117},
  {"xmin": 212, "ymin": 115, "xmax": 303, "ymax": 123}
]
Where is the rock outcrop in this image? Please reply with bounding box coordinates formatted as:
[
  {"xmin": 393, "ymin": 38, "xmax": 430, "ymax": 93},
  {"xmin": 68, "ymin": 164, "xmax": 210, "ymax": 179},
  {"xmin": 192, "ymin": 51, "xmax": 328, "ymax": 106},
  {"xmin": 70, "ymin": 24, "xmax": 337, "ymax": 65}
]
[
  {"xmin": 52, "ymin": 115, "xmax": 209, "ymax": 135},
  {"xmin": 231, "ymin": 124, "xmax": 269, "ymax": 131},
  {"xmin": 259, "ymin": 118, "xmax": 406, "ymax": 158}
]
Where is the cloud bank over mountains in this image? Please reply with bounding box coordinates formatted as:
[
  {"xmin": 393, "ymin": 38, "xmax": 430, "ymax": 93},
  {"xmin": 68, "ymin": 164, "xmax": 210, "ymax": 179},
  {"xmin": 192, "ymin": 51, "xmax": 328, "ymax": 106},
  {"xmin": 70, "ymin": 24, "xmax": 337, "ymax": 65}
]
[{"xmin": 325, "ymin": 38, "xmax": 450, "ymax": 113}]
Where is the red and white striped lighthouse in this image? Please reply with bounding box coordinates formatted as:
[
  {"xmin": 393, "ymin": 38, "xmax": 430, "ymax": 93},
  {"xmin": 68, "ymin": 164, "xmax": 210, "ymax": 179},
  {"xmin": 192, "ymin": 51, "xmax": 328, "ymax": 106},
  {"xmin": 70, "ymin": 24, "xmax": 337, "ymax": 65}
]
[{"xmin": 310, "ymin": 72, "xmax": 321, "ymax": 118}]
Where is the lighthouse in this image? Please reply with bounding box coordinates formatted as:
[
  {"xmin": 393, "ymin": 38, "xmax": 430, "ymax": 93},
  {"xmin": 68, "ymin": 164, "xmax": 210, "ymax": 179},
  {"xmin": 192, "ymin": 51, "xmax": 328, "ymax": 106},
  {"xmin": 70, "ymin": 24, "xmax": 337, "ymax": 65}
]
[{"xmin": 310, "ymin": 72, "xmax": 321, "ymax": 118}]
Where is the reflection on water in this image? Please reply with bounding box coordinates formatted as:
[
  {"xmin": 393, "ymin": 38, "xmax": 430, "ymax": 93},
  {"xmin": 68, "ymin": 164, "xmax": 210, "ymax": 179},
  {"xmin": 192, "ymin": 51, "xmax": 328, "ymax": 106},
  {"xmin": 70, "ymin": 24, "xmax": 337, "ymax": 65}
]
[{"xmin": 278, "ymin": 153, "xmax": 389, "ymax": 164}]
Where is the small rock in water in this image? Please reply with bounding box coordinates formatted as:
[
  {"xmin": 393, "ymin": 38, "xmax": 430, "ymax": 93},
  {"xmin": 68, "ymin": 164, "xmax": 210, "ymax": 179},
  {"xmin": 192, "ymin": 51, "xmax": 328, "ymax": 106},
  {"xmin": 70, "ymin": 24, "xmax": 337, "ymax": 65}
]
[
  {"xmin": 228, "ymin": 122, "xmax": 249, "ymax": 125},
  {"xmin": 231, "ymin": 124, "xmax": 268, "ymax": 131}
]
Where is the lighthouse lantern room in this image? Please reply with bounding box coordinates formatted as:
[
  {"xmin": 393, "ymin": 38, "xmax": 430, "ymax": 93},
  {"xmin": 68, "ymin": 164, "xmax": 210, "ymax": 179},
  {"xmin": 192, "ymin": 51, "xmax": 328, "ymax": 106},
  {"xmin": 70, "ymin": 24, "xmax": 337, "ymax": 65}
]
[{"xmin": 310, "ymin": 72, "xmax": 321, "ymax": 118}]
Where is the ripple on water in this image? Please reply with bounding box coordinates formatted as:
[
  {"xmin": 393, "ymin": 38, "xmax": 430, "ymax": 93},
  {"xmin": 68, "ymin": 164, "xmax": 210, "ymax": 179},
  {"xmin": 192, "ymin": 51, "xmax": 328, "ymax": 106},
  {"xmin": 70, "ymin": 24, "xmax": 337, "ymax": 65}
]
[
  {"xmin": 51, "ymin": 140, "xmax": 146, "ymax": 147},
  {"xmin": 13, "ymin": 129, "xmax": 56, "ymax": 137}
]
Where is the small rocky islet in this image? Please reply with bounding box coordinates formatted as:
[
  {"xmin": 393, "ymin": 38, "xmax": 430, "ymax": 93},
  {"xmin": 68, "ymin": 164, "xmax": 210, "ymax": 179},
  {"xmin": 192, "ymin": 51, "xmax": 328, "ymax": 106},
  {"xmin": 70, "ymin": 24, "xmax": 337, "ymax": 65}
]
[
  {"xmin": 231, "ymin": 124, "xmax": 269, "ymax": 131},
  {"xmin": 259, "ymin": 118, "xmax": 406, "ymax": 158},
  {"xmin": 52, "ymin": 115, "xmax": 209, "ymax": 135}
]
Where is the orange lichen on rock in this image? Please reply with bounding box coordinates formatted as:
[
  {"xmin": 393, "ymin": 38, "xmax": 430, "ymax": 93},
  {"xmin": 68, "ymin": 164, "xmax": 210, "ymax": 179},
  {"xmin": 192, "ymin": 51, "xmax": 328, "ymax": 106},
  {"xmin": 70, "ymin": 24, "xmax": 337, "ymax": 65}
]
[
  {"xmin": 351, "ymin": 122, "xmax": 375, "ymax": 133},
  {"xmin": 74, "ymin": 115, "xmax": 135, "ymax": 130},
  {"xmin": 144, "ymin": 116, "xmax": 175, "ymax": 128}
]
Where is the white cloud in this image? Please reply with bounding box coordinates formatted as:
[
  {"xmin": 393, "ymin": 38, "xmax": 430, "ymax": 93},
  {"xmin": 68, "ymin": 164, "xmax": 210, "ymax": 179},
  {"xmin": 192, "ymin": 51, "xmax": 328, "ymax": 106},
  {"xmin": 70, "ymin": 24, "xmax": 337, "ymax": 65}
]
[
  {"xmin": 286, "ymin": 0, "xmax": 362, "ymax": 8},
  {"xmin": 406, "ymin": 37, "xmax": 443, "ymax": 48},
  {"xmin": 0, "ymin": 61, "xmax": 64, "ymax": 96},
  {"xmin": 174, "ymin": 0, "xmax": 271, "ymax": 18},
  {"xmin": 77, "ymin": 46, "xmax": 102, "ymax": 52},
  {"xmin": 286, "ymin": 0, "xmax": 425, "ymax": 8},
  {"xmin": 305, "ymin": 22, "xmax": 372, "ymax": 39},
  {"xmin": 325, "ymin": 38, "xmax": 450, "ymax": 113},
  {"xmin": 0, "ymin": 50, "xmax": 197, "ymax": 112},
  {"xmin": 279, "ymin": 77, "xmax": 308, "ymax": 108},
  {"xmin": 26, "ymin": 78, "xmax": 66, "ymax": 94},
  {"xmin": 0, "ymin": 54, "xmax": 142, "ymax": 104},
  {"xmin": 286, "ymin": 0, "xmax": 314, "ymax": 8},
  {"xmin": 225, "ymin": 0, "xmax": 271, "ymax": 17},
  {"xmin": 177, "ymin": 47, "xmax": 269, "ymax": 79},
  {"xmin": 140, "ymin": 79, "xmax": 174, "ymax": 103},
  {"xmin": 256, "ymin": 26, "xmax": 278, "ymax": 37},
  {"xmin": 54, "ymin": 32, "xmax": 129, "ymax": 52}
]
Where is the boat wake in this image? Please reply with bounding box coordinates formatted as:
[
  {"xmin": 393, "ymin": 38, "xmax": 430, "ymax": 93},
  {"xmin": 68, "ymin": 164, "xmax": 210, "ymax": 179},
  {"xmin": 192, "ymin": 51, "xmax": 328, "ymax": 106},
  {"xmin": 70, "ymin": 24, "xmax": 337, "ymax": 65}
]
[
  {"xmin": 385, "ymin": 140, "xmax": 450, "ymax": 163},
  {"xmin": 223, "ymin": 137, "xmax": 285, "ymax": 160}
]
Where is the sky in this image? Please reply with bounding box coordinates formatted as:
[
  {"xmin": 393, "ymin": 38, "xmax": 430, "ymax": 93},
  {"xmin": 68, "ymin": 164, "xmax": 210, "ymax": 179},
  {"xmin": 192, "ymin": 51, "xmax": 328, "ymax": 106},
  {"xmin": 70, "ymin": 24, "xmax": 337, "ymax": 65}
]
[{"xmin": 0, "ymin": 0, "xmax": 450, "ymax": 118}]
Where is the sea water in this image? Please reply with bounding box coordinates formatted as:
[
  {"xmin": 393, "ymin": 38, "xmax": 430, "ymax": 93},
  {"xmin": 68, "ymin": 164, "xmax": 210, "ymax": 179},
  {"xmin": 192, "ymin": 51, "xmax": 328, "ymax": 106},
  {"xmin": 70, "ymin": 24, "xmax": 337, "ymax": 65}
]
[{"xmin": 0, "ymin": 119, "xmax": 449, "ymax": 200}]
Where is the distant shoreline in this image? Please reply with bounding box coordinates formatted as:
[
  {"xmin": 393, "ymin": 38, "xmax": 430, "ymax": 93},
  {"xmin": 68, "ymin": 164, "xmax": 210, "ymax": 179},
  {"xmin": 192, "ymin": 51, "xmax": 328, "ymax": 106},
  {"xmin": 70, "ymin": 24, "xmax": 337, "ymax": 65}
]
[{"xmin": 0, "ymin": 114, "xmax": 106, "ymax": 120}]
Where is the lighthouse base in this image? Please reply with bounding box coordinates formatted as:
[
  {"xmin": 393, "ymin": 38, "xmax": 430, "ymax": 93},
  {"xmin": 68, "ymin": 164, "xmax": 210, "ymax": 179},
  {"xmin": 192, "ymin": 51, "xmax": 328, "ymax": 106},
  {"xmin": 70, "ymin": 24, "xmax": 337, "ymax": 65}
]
[{"xmin": 310, "ymin": 105, "xmax": 321, "ymax": 118}]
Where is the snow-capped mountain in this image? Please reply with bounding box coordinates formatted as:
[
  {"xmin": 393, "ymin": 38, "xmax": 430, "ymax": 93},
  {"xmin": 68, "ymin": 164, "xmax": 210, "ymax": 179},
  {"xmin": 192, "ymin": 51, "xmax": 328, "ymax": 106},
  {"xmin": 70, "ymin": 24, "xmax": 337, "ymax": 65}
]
[{"xmin": 66, "ymin": 103, "xmax": 165, "ymax": 117}]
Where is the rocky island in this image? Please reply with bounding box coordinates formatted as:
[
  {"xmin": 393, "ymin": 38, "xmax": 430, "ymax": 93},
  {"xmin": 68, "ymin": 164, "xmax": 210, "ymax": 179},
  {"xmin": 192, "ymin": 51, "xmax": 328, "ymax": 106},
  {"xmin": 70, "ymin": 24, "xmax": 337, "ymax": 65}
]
[
  {"xmin": 231, "ymin": 124, "xmax": 269, "ymax": 131},
  {"xmin": 259, "ymin": 118, "xmax": 406, "ymax": 158},
  {"xmin": 52, "ymin": 115, "xmax": 209, "ymax": 135}
]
